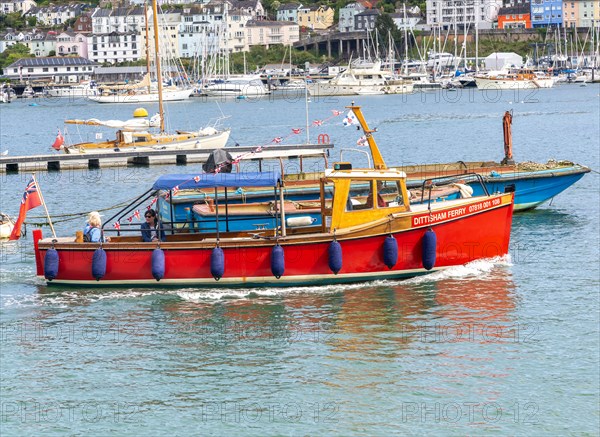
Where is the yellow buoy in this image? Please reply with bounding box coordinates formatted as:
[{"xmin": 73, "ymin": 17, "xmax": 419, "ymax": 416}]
[{"xmin": 133, "ymin": 108, "xmax": 148, "ymax": 118}]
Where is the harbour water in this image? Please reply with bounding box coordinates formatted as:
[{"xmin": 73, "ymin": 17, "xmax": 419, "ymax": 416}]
[{"xmin": 0, "ymin": 85, "xmax": 599, "ymax": 435}]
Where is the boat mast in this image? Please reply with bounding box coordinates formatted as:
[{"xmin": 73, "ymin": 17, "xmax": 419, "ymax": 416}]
[
  {"xmin": 144, "ymin": 3, "xmax": 151, "ymax": 94},
  {"xmin": 151, "ymin": 0, "xmax": 165, "ymax": 133},
  {"xmin": 403, "ymin": 4, "xmax": 408, "ymax": 76}
]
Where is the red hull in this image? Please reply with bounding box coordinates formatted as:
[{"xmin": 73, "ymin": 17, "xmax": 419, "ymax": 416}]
[{"xmin": 34, "ymin": 201, "xmax": 513, "ymax": 287}]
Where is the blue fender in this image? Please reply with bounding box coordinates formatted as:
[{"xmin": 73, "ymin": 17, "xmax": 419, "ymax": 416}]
[
  {"xmin": 328, "ymin": 240, "xmax": 343, "ymax": 274},
  {"xmin": 91, "ymin": 248, "xmax": 107, "ymax": 281}
]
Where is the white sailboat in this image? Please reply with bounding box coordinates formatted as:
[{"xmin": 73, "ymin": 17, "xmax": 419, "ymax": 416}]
[
  {"xmin": 89, "ymin": 3, "xmax": 193, "ymax": 104},
  {"xmin": 61, "ymin": 0, "xmax": 229, "ymax": 154}
]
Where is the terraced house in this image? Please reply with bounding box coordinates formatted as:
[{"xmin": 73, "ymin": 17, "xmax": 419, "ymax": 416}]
[
  {"xmin": 297, "ymin": 5, "xmax": 334, "ymax": 30},
  {"xmin": 24, "ymin": 4, "xmax": 86, "ymax": 26}
]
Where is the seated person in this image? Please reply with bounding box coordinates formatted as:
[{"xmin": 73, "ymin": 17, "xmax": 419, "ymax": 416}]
[
  {"xmin": 365, "ymin": 181, "xmax": 386, "ymax": 208},
  {"xmin": 83, "ymin": 211, "xmax": 110, "ymax": 242},
  {"xmin": 141, "ymin": 209, "xmax": 166, "ymax": 242}
]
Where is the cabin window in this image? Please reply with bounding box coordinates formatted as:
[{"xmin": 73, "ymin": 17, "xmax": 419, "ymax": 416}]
[{"xmin": 347, "ymin": 180, "xmax": 403, "ymax": 211}]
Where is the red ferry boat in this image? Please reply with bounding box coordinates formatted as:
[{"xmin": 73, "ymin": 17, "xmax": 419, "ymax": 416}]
[{"xmin": 33, "ymin": 105, "xmax": 514, "ymax": 287}]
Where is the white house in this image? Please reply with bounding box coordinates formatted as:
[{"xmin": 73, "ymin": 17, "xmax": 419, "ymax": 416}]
[
  {"xmin": 87, "ymin": 32, "xmax": 141, "ymax": 64},
  {"xmin": 426, "ymin": 0, "xmax": 502, "ymax": 30},
  {"xmin": 0, "ymin": 0, "xmax": 37, "ymax": 14},
  {"xmin": 25, "ymin": 4, "xmax": 87, "ymax": 27},
  {"xmin": 23, "ymin": 31, "xmax": 55, "ymax": 57},
  {"xmin": 3, "ymin": 56, "xmax": 98, "ymax": 82}
]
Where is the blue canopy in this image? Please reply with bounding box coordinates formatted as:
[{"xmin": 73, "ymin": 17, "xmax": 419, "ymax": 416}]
[{"xmin": 152, "ymin": 171, "xmax": 281, "ymax": 191}]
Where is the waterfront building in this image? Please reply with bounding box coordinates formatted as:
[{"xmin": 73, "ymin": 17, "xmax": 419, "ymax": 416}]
[
  {"xmin": 178, "ymin": 5, "xmax": 225, "ymax": 59},
  {"xmin": 0, "ymin": 0, "xmax": 37, "ymax": 14},
  {"xmin": 530, "ymin": 0, "xmax": 562, "ymax": 27},
  {"xmin": 87, "ymin": 31, "xmax": 140, "ymax": 64},
  {"xmin": 276, "ymin": 3, "xmax": 302, "ymax": 23},
  {"xmin": 426, "ymin": 0, "xmax": 503, "ymax": 30},
  {"xmin": 246, "ymin": 20, "xmax": 299, "ymax": 49},
  {"xmin": 3, "ymin": 56, "xmax": 98, "ymax": 82},
  {"xmin": 297, "ymin": 5, "xmax": 334, "ymax": 30},
  {"xmin": 497, "ymin": 3, "xmax": 531, "ymax": 28},
  {"xmin": 338, "ymin": 2, "xmax": 366, "ymax": 32}
]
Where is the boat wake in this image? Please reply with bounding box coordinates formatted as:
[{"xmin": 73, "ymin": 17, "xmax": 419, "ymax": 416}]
[{"xmin": 402, "ymin": 254, "xmax": 512, "ymax": 285}]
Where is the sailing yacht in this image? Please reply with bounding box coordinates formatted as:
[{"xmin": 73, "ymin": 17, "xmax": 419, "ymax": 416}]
[
  {"xmin": 59, "ymin": 0, "xmax": 229, "ymax": 154},
  {"xmin": 89, "ymin": 3, "xmax": 193, "ymax": 104}
]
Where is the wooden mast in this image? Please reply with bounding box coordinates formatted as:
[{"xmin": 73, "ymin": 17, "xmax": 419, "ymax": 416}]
[
  {"xmin": 151, "ymin": 0, "xmax": 165, "ymax": 133},
  {"xmin": 144, "ymin": 3, "xmax": 151, "ymax": 94}
]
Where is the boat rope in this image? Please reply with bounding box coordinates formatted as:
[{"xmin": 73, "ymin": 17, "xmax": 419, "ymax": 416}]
[{"xmin": 24, "ymin": 196, "xmax": 141, "ymax": 227}]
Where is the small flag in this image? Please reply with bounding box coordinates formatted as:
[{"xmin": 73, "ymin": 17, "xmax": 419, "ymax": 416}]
[
  {"xmin": 357, "ymin": 135, "xmax": 368, "ymax": 146},
  {"xmin": 343, "ymin": 110, "xmax": 358, "ymax": 127},
  {"xmin": 172, "ymin": 185, "xmax": 179, "ymax": 196},
  {"xmin": 291, "ymin": 128, "xmax": 302, "ymax": 134},
  {"xmin": 193, "ymin": 176, "xmax": 200, "ymax": 183},
  {"xmin": 255, "ymin": 146, "xmax": 263, "ymax": 153},
  {"xmin": 9, "ymin": 177, "xmax": 42, "ymax": 240},
  {"xmin": 272, "ymin": 137, "xmax": 283, "ymax": 144},
  {"xmin": 113, "ymin": 222, "xmax": 121, "ymax": 230},
  {"xmin": 95, "ymin": 132, "xmax": 103, "ymax": 140},
  {"xmin": 133, "ymin": 210, "xmax": 141, "ymax": 220},
  {"xmin": 331, "ymin": 110, "xmax": 342, "ymax": 116},
  {"xmin": 313, "ymin": 120, "xmax": 323, "ymax": 126},
  {"xmin": 127, "ymin": 216, "xmax": 133, "ymax": 223},
  {"xmin": 51, "ymin": 130, "xmax": 64, "ymax": 151}
]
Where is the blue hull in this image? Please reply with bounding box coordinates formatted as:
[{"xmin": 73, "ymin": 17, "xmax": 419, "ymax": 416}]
[{"xmin": 468, "ymin": 168, "xmax": 588, "ymax": 210}]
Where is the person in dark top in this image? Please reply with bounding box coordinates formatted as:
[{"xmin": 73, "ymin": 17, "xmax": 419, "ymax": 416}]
[{"xmin": 141, "ymin": 209, "xmax": 165, "ymax": 242}]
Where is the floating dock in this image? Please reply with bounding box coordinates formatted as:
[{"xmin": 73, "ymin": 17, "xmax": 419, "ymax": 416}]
[{"xmin": 0, "ymin": 143, "xmax": 333, "ymax": 174}]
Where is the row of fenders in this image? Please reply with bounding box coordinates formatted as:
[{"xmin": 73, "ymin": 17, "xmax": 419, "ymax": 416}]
[{"xmin": 43, "ymin": 229, "xmax": 438, "ymax": 282}]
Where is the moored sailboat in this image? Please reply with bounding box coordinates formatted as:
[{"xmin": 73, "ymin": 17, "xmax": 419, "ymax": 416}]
[{"xmin": 57, "ymin": 0, "xmax": 229, "ymax": 154}]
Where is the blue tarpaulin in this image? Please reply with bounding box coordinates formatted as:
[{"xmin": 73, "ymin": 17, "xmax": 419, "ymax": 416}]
[{"xmin": 152, "ymin": 171, "xmax": 281, "ymax": 190}]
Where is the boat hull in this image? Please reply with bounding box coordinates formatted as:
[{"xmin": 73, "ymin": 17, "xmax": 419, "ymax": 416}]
[
  {"xmin": 34, "ymin": 196, "xmax": 513, "ymax": 287},
  {"xmin": 65, "ymin": 130, "xmax": 230, "ymax": 154},
  {"xmin": 308, "ymin": 82, "xmax": 413, "ymax": 96},
  {"xmin": 475, "ymin": 76, "xmax": 554, "ymax": 90},
  {"xmin": 0, "ymin": 221, "xmax": 14, "ymax": 239},
  {"xmin": 88, "ymin": 88, "xmax": 193, "ymax": 103}
]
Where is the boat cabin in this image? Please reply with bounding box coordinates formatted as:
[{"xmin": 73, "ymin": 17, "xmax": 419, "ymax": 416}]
[{"xmin": 102, "ymin": 167, "xmax": 412, "ymax": 242}]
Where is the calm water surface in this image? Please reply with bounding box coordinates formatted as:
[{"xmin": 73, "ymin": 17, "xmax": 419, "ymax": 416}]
[{"xmin": 0, "ymin": 85, "xmax": 599, "ymax": 436}]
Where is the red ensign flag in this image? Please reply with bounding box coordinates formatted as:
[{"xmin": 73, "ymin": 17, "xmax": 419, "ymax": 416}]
[{"xmin": 9, "ymin": 177, "xmax": 42, "ymax": 240}]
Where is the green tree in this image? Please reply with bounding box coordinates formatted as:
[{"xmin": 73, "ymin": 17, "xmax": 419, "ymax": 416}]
[
  {"xmin": 27, "ymin": 16, "xmax": 37, "ymax": 27},
  {"xmin": 0, "ymin": 11, "xmax": 26, "ymax": 30},
  {"xmin": 0, "ymin": 43, "xmax": 32, "ymax": 74},
  {"xmin": 375, "ymin": 13, "xmax": 401, "ymax": 44}
]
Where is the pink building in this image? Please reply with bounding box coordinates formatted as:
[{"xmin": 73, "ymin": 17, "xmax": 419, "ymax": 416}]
[{"xmin": 55, "ymin": 31, "xmax": 88, "ymax": 58}]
